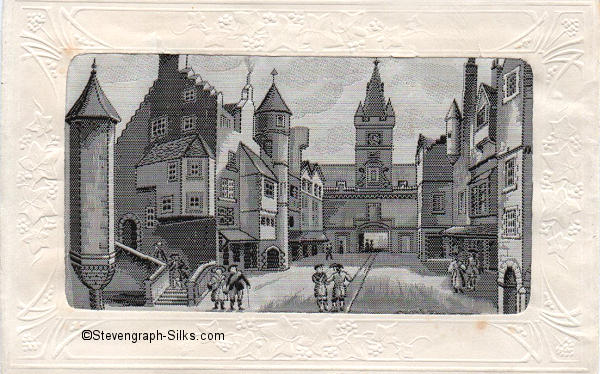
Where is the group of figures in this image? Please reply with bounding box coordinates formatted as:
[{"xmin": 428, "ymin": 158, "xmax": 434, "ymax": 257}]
[
  {"xmin": 206, "ymin": 265, "xmax": 251, "ymax": 311},
  {"xmin": 312, "ymin": 263, "xmax": 353, "ymax": 312},
  {"xmin": 447, "ymin": 253, "xmax": 480, "ymax": 293}
]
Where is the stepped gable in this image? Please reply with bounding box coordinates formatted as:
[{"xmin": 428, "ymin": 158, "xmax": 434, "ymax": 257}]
[{"xmin": 66, "ymin": 59, "xmax": 121, "ymax": 123}]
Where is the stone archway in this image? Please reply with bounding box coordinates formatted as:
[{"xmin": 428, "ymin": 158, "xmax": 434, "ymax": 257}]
[
  {"xmin": 498, "ymin": 258, "xmax": 523, "ymax": 314},
  {"xmin": 357, "ymin": 222, "xmax": 391, "ymax": 252},
  {"xmin": 118, "ymin": 214, "xmax": 142, "ymax": 250},
  {"xmin": 266, "ymin": 247, "xmax": 280, "ymax": 269}
]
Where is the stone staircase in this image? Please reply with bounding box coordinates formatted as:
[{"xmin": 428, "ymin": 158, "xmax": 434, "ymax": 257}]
[{"xmin": 154, "ymin": 287, "xmax": 188, "ymax": 306}]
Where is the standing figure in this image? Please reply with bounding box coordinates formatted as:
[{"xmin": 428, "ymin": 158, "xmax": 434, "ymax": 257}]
[
  {"xmin": 447, "ymin": 257, "xmax": 465, "ymax": 293},
  {"xmin": 327, "ymin": 263, "xmax": 352, "ymax": 312},
  {"xmin": 312, "ymin": 264, "xmax": 329, "ymax": 312},
  {"xmin": 207, "ymin": 266, "xmax": 227, "ymax": 310},
  {"xmin": 226, "ymin": 264, "xmax": 251, "ymax": 311},
  {"xmin": 466, "ymin": 253, "xmax": 479, "ymax": 291},
  {"xmin": 325, "ymin": 243, "xmax": 334, "ymax": 261},
  {"xmin": 169, "ymin": 254, "xmax": 190, "ymax": 289},
  {"xmin": 153, "ymin": 241, "xmax": 168, "ymax": 263}
]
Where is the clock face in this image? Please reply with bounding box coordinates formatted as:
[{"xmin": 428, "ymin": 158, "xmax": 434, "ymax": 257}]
[{"xmin": 368, "ymin": 133, "xmax": 382, "ymax": 145}]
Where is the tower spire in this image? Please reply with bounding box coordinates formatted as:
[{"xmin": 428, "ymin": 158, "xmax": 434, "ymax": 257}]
[
  {"xmin": 362, "ymin": 57, "xmax": 386, "ymax": 116},
  {"xmin": 271, "ymin": 68, "xmax": 278, "ymax": 84}
]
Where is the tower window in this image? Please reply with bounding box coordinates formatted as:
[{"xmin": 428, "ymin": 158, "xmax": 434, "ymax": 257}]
[
  {"xmin": 220, "ymin": 178, "xmax": 235, "ymax": 200},
  {"xmin": 505, "ymin": 157, "xmax": 516, "ymax": 188},
  {"xmin": 150, "ymin": 117, "xmax": 167, "ymax": 139},
  {"xmin": 432, "ymin": 193, "xmax": 445, "ymax": 213},
  {"xmin": 276, "ymin": 115, "xmax": 284, "ymax": 127},
  {"xmin": 145, "ymin": 206, "xmax": 156, "ymax": 228}
]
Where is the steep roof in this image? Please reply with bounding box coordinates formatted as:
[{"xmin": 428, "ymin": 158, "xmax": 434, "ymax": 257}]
[
  {"xmin": 445, "ymin": 99, "xmax": 462, "ymax": 120},
  {"xmin": 480, "ymin": 83, "xmax": 497, "ymax": 102},
  {"xmin": 66, "ymin": 60, "xmax": 121, "ymax": 123},
  {"xmin": 255, "ymin": 83, "xmax": 292, "ymax": 115},
  {"xmin": 223, "ymin": 103, "xmax": 238, "ymax": 116},
  {"xmin": 240, "ymin": 143, "xmax": 277, "ymax": 180},
  {"xmin": 137, "ymin": 134, "xmax": 213, "ymax": 166}
]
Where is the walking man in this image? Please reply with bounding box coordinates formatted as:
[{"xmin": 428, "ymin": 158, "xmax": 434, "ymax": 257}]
[
  {"xmin": 312, "ymin": 264, "xmax": 329, "ymax": 312},
  {"xmin": 448, "ymin": 256, "xmax": 465, "ymax": 293},
  {"xmin": 207, "ymin": 266, "xmax": 227, "ymax": 310},
  {"xmin": 225, "ymin": 264, "xmax": 251, "ymax": 311},
  {"xmin": 327, "ymin": 263, "xmax": 352, "ymax": 312},
  {"xmin": 466, "ymin": 253, "xmax": 479, "ymax": 291},
  {"xmin": 325, "ymin": 243, "xmax": 334, "ymax": 261}
]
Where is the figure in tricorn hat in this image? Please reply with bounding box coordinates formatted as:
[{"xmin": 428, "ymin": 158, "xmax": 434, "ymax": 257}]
[
  {"xmin": 207, "ymin": 265, "xmax": 227, "ymax": 310},
  {"xmin": 312, "ymin": 264, "xmax": 329, "ymax": 312}
]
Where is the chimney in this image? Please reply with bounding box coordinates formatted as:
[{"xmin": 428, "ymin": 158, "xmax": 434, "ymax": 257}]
[
  {"xmin": 462, "ymin": 58, "xmax": 478, "ymax": 158},
  {"xmin": 158, "ymin": 54, "xmax": 180, "ymax": 79},
  {"xmin": 491, "ymin": 58, "xmax": 503, "ymax": 90}
]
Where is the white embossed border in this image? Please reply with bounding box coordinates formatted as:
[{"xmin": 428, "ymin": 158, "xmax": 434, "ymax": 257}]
[{"xmin": 1, "ymin": 2, "xmax": 598, "ymax": 373}]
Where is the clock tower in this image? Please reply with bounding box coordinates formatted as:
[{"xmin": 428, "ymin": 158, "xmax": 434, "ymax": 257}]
[{"xmin": 354, "ymin": 58, "xmax": 395, "ymax": 190}]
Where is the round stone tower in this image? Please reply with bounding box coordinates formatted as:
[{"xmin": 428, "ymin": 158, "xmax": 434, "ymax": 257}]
[
  {"xmin": 254, "ymin": 69, "xmax": 291, "ymax": 269},
  {"xmin": 66, "ymin": 60, "xmax": 121, "ymax": 309}
]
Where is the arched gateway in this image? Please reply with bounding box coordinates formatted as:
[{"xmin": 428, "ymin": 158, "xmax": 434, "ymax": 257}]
[{"xmin": 357, "ymin": 222, "xmax": 391, "ymax": 252}]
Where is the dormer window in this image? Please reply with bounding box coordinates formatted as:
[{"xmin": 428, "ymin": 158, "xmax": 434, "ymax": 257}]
[
  {"xmin": 276, "ymin": 115, "xmax": 284, "ymax": 127},
  {"xmin": 183, "ymin": 88, "xmax": 196, "ymax": 102},
  {"xmin": 476, "ymin": 106, "xmax": 488, "ymax": 130},
  {"xmin": 503, "ymin": 67, "xmax": 520, "ymax": 103},
  {"xmin": 181, "ymin": 116, "xmax": 196, "ymax": 132},
  {"xmin": 150, "ymin": 116, "xmax": 167, "ymax": 139}
]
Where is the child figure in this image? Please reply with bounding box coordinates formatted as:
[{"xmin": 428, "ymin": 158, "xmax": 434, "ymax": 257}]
[{"xmin": 312, "ymin": 264, "xmax": 329, "ymax": 312}]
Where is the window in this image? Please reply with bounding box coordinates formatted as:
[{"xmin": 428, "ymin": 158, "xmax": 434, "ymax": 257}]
[
  {"xmin": 260, "ymin": 215, "xmax": 275, "ymax": 227},
  {"xmin": 187, "ymin": 159, "xmax": 202, "ymax": 179},
  {"xmin": 288, "ymin": 216, "xmax": 295, "ymax": 227},
  {"xmin": 220, "ymin": 178, "xmax": 235, "ymax": 200},
  {"xmin": 302, "ymin": 179, "xmax": 311, "ymax": 192},
  {"xmin": 367, "ymin": 166, "xmax": 380, "ymax": 183},
  {"xmin": 367, "ymin": 203, "xmax": 381, "ymax": 221},
  {"xmin": 470, "ymin": 182, "xmax": 489, "ymax": 216},
  {"xmin": 161, "ymin": 196, "xmax": 173, "ymax": 213},
  {"xmin": 145, "ymin": 206, "xmax": 156, "ymax": 228},
  {"xmin": 502, "ymin": 207, "xmax": 520, "ymax": 238},
  {"xmin": 181, "ymin": 116, "xmax": 196, "ymax": 131},
  {"xmin": 187, "ymin": 193, "xmax": 203, "ymax": 212},
  {"xmin": 458, "ymin": 191, "xmax": 467, "ymax": 215},
  {"xmin": 217, "ymin": 207, "xmax": 234, "ymax": 226},
  {"xmin": 168, "ymin": 162, "xmax": 179, "ymax": 182},
  {"xmin": 432, "ymin": 193, "xmax": 445, "ymax": 213},
  {"xmin": 183, "ymin": 88, "xmax": 196, "ymax": 102},
  {"xmin": 264, "ymin": 179, "xmax": 275, "ymax": 198},
  {"xmin": 314, "ymin": 185, "xmax": 322, "ymax": 198},
  {"xmin": 476, "ymin": 106, "xmax": 488, "ymax": 129},
  {"xmin": 227, "ymin": 151, "xmax": 237, "ymax": 169},
  {"xmin": 289, "ymin": 185, "xmax": 298, "ymax": 198},
  {"xmin": 220, "ymin": 115, "xmax": 231, "ymax": 127},
  {"xmin": 503, "ymin": 68, "xmax": 519, "ymax": 103},
  {"xmin": 397, "ymin": 180, "xmax": 408, "ymax": 188},
  {"xmin": 336, "ymin": 181, "xmax": 347, "ymax": 190},
  {"xmin": 276, "ymin": 115, "xmax": 284, "ymax": 127},
  {"xmin": 150, "ymin": 117, "xmax": 167, "ymax": 139},
  {"xmin": 264, "ymin": 139, "xmax": 273, "ymax": 157},
  {"xmin": 505, "ymin": 157, "xmax": 516, "ymax": 188}
]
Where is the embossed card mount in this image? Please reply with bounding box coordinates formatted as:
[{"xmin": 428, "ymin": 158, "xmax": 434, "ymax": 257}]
[{"xmin": 1, "ymin": 1, "xmax": 598, "ymax": 373}]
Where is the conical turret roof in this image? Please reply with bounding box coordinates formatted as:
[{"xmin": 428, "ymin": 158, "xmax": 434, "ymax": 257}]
[
  {"xmin": 255, "ymin": 72, "xmax": 292, "ymax": 115},
  {"xmin": 66, "ymin": 60, "xmax": 120, "ymax": 123},
  {"xmin": 445, "ymin": 99, "xmax": 462, "ymax": 120}
]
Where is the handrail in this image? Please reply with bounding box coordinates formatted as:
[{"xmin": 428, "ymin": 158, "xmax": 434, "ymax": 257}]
[
  {"xmin": 114, "ymin": 241, "xmax": 167, "ymax": 281},
  {"xmin": 189, "ymin": 261, "xmax": 216, "ymax": 284}
]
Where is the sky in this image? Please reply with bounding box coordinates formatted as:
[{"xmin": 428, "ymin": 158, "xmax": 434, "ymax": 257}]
[{"xmin": 67, "ymin": 55, "xmax": 492, "ymax": 164}]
